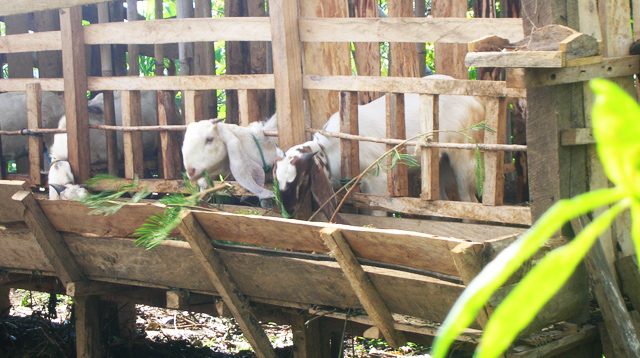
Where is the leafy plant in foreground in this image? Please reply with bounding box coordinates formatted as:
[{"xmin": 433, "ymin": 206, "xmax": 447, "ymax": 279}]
[{"xmin": 432, "ymin": 79, "xmax": 640, "ymax": 357}]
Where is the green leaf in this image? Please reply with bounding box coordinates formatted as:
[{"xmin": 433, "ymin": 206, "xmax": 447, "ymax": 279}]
[
  {"xmin": 590, "ymin": 79, "xmax": 640, "ymax": 198},
  {"xmin": 134, "ymin": 206, "xmax": 184, "ymax": 249},
  {"xmin": 474, "ymin": 146, "xmax": 484, "ymax": 198},
  {"xmin": 475, "ymin": 200, "xmax": 630, "ymax": 358},
  {"xmin": 431, "ymin": 187, "xmax": 626, "ymax": 358}
]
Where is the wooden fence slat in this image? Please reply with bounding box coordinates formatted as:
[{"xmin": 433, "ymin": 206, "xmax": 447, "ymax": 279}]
[
  {"xmin": 388, "ymin": 0, "xmax": 420, "ymax": 78},
  {"xmin": 0, "ymin": 31, "xmax": 62, "ymax": 54},
  {"xmin": 126, "ymin": 0, "xmax": 140, "ymax": 76},
  {"xmin": 385, "ymin": 93, "xmax": 408, "ymax": 197},
  {"xmin": 339, "ymin": 91, "xmax": 360, "ymax": 182},
  {"xmin": 432, "ymin": 0, "xmax": 468, "ymax": 79},
  {"xmin": 419, "ymin": 94, "xmax": 439, "ymax": 200},
  {"xmin": 26, "ymin": 84, "xmax": 44, "ymax": 185},
  {"xmin": 321, "ymin": 228, "xmax": 406, "ymax": 348},
  {"xmin": 179, "ymin": 212, "xmax": 277, "ymax": 358},
  {"xmin": 482, "ymin": 97, "xmax": 507, "ymax": 206},
  {"xmin": 194, "ymin": 0, "xmax": 215, "ymax": 120},
  {"xmin": 353, "ymin": 0, "xmax": 382, "ymax": 104},
  {"xmin": 268, "ymin": 0, "xmax": 306, "ymax": 150},
  {"xmin": 183, "ymin": 90, "xmax": 204, "ymax": 124},
  {"xmin": 60, "ymin": 6, "xmax": 91, "ymax": 183},
  {"xmin": 0, "ymin": 0, "xmax": 108, "ymax": 16},
  {"xmin": 121, "ymin": 91, "xmax": 145, "ymax": 178},
  {"xmin": 157, "ymin": 90, "xmax": 182, "ymax": 179}
]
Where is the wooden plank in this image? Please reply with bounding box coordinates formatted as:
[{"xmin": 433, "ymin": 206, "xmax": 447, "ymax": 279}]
[
  {"xmin": 290, "ymin": 314, "xmax": 323, "ymax": 358},
  {"xmin": 353, "ymin": 0, "xmax": 381, "ymax": 104},
  {"xmin": 37, "ymin": 199, "xmax": 470, "ymax": 277},
  {"xmin": 0, "ymin": 79, "xmax": 65, "ymax": 92},
  {"xmin": 0, "ymin": 181, "xmax": 30, "ymax": 223},
  {"xmin": 33, "ymin": 11, "xmax": 62, "ymax": 78},
  {"xmin": 299, "ymin": 17, "xmax": 525, "ymax": 44},
  {"xmin": 5, "ymin": 15, "xmax": 34, "ymax": 78},
  {"xmin": 482, "ymin": 97, "xmax": 506, "ymax": 206},
  {"xmin": 616, "ymin": 255, "xmax": 640, "ymax": 315},
  {"xmin": 0, "ymin": 31, "xmax": 62, "ymax": 54},
  {"xmin": 126, "ymin": 0, "xmax": 140, "ymax": 76},
  {"xmin": 269, "ymin": 0, "xmax": 306, "ymax": 150},
  {"xmin": 121, "ymin": 91, "xmax": 145, "ymax": 178},
  {"xmin": 0, "ymin": 0, "xmax": 108, "ymax": 16},
  {"xmin": 510, "ymin": 324, "xmax": 599, "ymax": 357},
  {"xmin": 385, "ymin": 93, "xmax": 408, "ymax": 197},
  {"xmin": 84, "ymin": 17, "xmax": 272, "ymax": 44},
  {"xmin": 26, "ymin": 84, "xmax": 44, "ymax": 186},
  {"xmin": 522, "ymin": 56, "xmax": 640, "ymax": 87},
  {"xmin": 560, "ymin": 128, "xmax": 595, "ymax": 146},
  {"xmin": 66, "ymin": 281, "xmax": 126, "ymax": 296},
  {"xmin": 304, "ymin": 75, "xmax": 526, "ymax": 97},
  {"xmin": 572, "ymin": 217, "xmax": 640, "ymax": 358},
  {"xmin": 419, "ymin": 94, "xmax": 439, "ymax": 200},
  {"xmin": 352, "ymin": 194, "xmax": 532, "ymax": 225},
  {"xmin": 60, "ymin": 6, "xmax": 91, "ymax": 183},
  {"xmin": 176, "ymin": 0, "xmax": 194, "ymax": 77},
  {"xmin": 183, "ymin": 90, "xmax": 204, "ymax": 124},
  {"xmin": 178, "ymin": 212, "xmax": 277, "ymax": 358},
  {"xmin": 599, "ymin": 0, "xmax": 633, "ymax": 57},
  {"xmin": 89, "ymin": 74, "xmax": 274, "ymax": 90},
  {"xmin": 465, "ymin": 51, "xmax": 566, "ymax": 68},
  {"xmin": 388, "ymin": 0, "xmax": 420, "ymax": 78},
  {"xmin": 193, "ymin": 0, "xmax": 215, "ymax": 120},
  {"xmin": 300, "ymin": 0, "xmax": 351, "ymax": 130},
  {"xmin": 11, "ymin": 191, "xmax": 84, "ymax": 285},
  {"xmin": 0, "ymin": 286, "xmax": 8, "ymax": 317},
  {"xmin": 339, "ymin": 91, "xmax": 360, "ymax": 181},
  {"xmin": 432, "ymin": 0, "xmax": 468, "ymax": 79},
  {"xmin": 321, "ymin": 228, "xmax": 407, "ymax": 347},
  {"xmin": 157, "ymin": 90, "xmax": 182, "ymax": 179}
]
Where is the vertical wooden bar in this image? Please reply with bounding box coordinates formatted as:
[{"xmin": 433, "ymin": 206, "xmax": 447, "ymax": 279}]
[
  {"xmin": 419, "ymin": 94, "xmax": 439, "ymax": 200},
  {"xmin": 154, "ymin": 0, "xmax": 165, "ymax": 76},
  {"xmin": 385, "ymin": 93, "xmax": 408, "ymax": 197},
  {"xmin": 353, "ymin": 0, "xmax": 382, "ymax": 104},
  {"xmin": 177, "ymin": 0, "xmax": 194, "ymax": 76},
  {"xmin": 158, "ymin": 90, "xmax": 181, "ymax": 179},
  {"xmin": 300, "ymin": 0, "xmax": 351, "ymax": 129},
  {"xmin": 126, "ymin": 0, "xmax": 140, "ymax": 75},
  {"xmin": 290, "ymin": 314, "xmax": 323, "ymax": 358},
  {"xmin": 339, "ymin": 91, "xmax": 360, "ymax": 182},
  {"xmin": 0, "ymin": 287, "xmax": 9, "ymax": 318},
  {"xmin": 75, "ymin": 296, "xmax": 103, "ymax": 358},
  {"xmin": 482, "ymin": 97, "xmax": 507, "ymax": 206},
  {"xmin": 238, "ymin": 89, "xmax": 253, "ymax": 126},
  {"xmin": 110, "ymin": 0, "xmax": 128, "ymax": 76},
  {"xmin": 247, "ymin": 0, "xmax": 274, "ymax": 121},
  {"xmin": 388, "ymin": 1, "xmax": 420, "ymax": 77},
  {"xmin": 26, "ymin": 84, "xmax": 43, "ymax": 185},
  {"xmin": 184, "ymin": 90, "xmax": 205, "ymax": 124},
  {"xmin": 121, "ymin": 91, "xmax": 144, "ymax": 178},
  {"xmin": 5, "ymin": 15, "xmax": 33, "ymax": 78},
  {"xmin": 634, "ymin": 0, "xmax": 640, "ymax": 40},
  {"xmin": 97, "ymin": 3, "xmax": 119, "ymax": 176},
  {"xmin": 415, "ymin": 0, "xmax": 427, "ymax": 77},
  {"xmin": 34, "ymin": 11, "xmax": 63, "ymax": 78},
  {"xmin": 194, "ymin": 0, "xmax": 215, "ymax": 119},
  {"xmin": 432, "ymin": 0, "xmax": 468, "ymax": 79},
  {"xmin": 268, "ymin": 0, "xmax": 306, "ymax": 150},
  {"xmin": 60, "ymin": 6, "xmax": 91, "ymax": 183}
]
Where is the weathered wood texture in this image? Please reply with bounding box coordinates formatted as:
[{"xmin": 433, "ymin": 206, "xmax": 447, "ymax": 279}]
[
  {"xmin": 321, "ymin": 228, "xmax": 406, "ymax": 347},
  {"xmin": 0, "ymin": 0, "xmax": 108, "ymax": 16},
  {"xmin": 419, "ymin": 94, "xmax": 439, "ymax": 200},
  {"xmin": 482, "ymin": 97, "xmax": 506, "ymax": 206},
  {"xmin": 339, "ymin": 92, "xmax": 360, "ymax": 181},
  {"xmin": 60, "ymin": 6, "xmax": 91, "ymax": 183},
  {"xmin": 26, "ymin": 84, "xmax": 43, "ymax": 185},
  {"xmin": 179, "ymin": 212, "xmax": 277, "ymax": 358},
  {"xmin": 388, "ymin": 0, "xmax": 420, "ymax": 78},
  {"xmin": 353, "ymin": 0, "xmax": 381, "ymax": 104},
  {"xmin": 121, "ymin": 91, "xmax": 145, "ymax": 178},
  {"xmin": 385, "ymin": 93, "xmax": 409, "ymax": 197},
  {"xmin": 75, "ymin": 295, "xmax": 103, "ymax": 358},
  {"xmin": 432, "ymin": 0, "xmax": 468, "ymax": 79}
]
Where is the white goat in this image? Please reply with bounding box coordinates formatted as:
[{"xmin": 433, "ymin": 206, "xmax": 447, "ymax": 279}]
[
  {"xmin": 181, "ymin": 116, "xmax": 282, "ymax": 200},
  {"xmin": 0, "ymin": 91, "xmax": 65, "ymax": 171},
  {"xmin": 49, "ymin": 91, "xmax": 165, "ymax": 165},
  {"xmin": 274, "ymin": 75, "xmax": 485, "ymax": 215},
  {"xmin": 48, "ymin": 160, "xmax": 88, "ymax": 201}
]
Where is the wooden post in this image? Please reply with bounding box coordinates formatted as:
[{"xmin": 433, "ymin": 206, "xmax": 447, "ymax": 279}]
[
  {"xmin": 158, "ymin": 90, "xmax": 182, "ymax": 179},
  {"xmin": 385, "ymin": 93, "xmax": 408, "ymax": 197},
  {"xmin": 194, "ymin": 0, "xmax": 215, "ymax": 120},
  {"xmin": 482, "ymin": 97, "xmax": 507, "ymax": 206},
  {"xmin": 268, "ymin": 0, "xmax": 306, "ymax": 150},
  {"xmin": 572, "ymin": 218, "xmax": 640, "ymax": 358},
  {"xmin": 388, "ymin": 0, "xmax": 420, "ymax": 78},
  {"xmin": 419, "ymin": 94, "xmax": 439, "ymax": 200},
  {"xmin": 0, "ymin": 286, "xmax": 9, "ymax": 318},
  {"xmin": 121, "ymin": 91, "xmax": 145, "ymax": 178},
  {"xmin": 183, "ymin": 90, "xmax": 205, "ymax": 124},
  {"xmin": 353, "ymin": 0, "xmax": 381, "ymax": 104},
  {"xmin": 97, "ymin": 3, "xmax": 119, "ymax": 176},
  {"xmin": 451, "ymin": 242, "xmax": 491, "ymax": 327},
  {"xmin": 431, "ymin": 0, "xmax": 468, "ymax": 79},
  {"xmin": 34, "ymin": 10, "xmax": 63, "ymax": 78},
  {"xmin": 339, "ymin": 91, "xmax": 360, "ymax": 182},
  {"xmin": 247, "ymin": 0, "xmax": 274, "ymax": 121},
  {"xmin": 60, "ymin": 6, "xmax": 91, "ymax": 183},
  {"xmin": 5, "ymin": 14, "xmax": 33, "ymax": 78},
  {"xmin": 290, "ymin": 314, "xmax": 323, "ymax": 358},
  {"xmin": 126, "ymin": 0, "xmax": 140, "ymax": 76},
  {"xmin": 300, "ymin": 0, "xmax": 351, "ymax": 129},
  {"xmin": 75, "ymin": 296, "xmax": 103, "ymax": 358},
  {"xmin": 320, "ymin": 228, "xmax": 406, "ymax": 348},
  {"xmin": 26, "ymin": 84, "xmax": 43, "ymax": 185},
  {"xmin": 179, "ymin": 212, "xmax": 277, "ymax": 358},
  {"xmin": 177, "ymin": 0, "xmax": 194, "ymax": 77}
]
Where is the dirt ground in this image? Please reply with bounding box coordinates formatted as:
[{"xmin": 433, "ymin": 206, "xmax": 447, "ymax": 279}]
[{"xmin": 1, "ymin": 289, "xmax": 431, "ymax": 357}]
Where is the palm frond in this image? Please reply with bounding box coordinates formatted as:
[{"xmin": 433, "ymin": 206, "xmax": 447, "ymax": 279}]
[{"xmin": 134, "ymin": 206, "xmax": 184, "ymax": 249}]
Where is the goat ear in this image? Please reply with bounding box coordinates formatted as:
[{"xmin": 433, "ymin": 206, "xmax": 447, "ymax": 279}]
[{"xmin": 217, "ymin": 124, "xmax": 275, "ymax": 199}]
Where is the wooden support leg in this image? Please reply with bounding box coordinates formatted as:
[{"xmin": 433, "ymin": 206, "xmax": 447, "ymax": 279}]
[
  {"xmin": 179, "ymin": 212, "xmax": 277, "ymax": 358},
  {"xmin": 117, "ymin": 302, "xmax": 137, "ymax": 340},
  {"xmin": 75, "ymin": 296, "xmax": 103, "ymax": 358},
  {"xmin": 0, "ymin": 286, "xmax": 10, "ymax": 318},
  {"xmin": 320, "ymin": 227, "xmax": 406, "ymax": 348},
  {"xmin": 291, "ymin": 314, "xmax": 323, "ymax": 358}
]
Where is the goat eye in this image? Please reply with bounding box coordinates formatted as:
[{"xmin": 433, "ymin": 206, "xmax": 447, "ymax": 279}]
[{"xmin": 205, "ymin": 137, "xmax": 213, "ymax": 144}]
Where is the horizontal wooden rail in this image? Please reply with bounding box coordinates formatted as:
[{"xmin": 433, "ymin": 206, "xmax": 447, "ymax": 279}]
[
  {"xmin": 0, "ymin": 0, "xmax": 107, "ymax": 16},
  {"xmin": 299, "ymin": 17, "xmax": 524, "ymax": 44},
  {"xmin": 88, "ymin": 75, "xmax": 275, "ymax": 91},
  {"xmin": 304, "ymin": 75, "xmax": 527, "ymax": 97},
  {"xmin": 90, "ymin": 124, "xmax": 187, "ymax": 132},
  {"xmin": 84, "ymin": 18, "xmax": 272, "ymax": 44},
  {"xmin": 0, "ymin": 31, "xmax": 62, "ymax": 54}
]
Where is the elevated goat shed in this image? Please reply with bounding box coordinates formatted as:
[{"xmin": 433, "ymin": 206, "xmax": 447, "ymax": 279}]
[{"xmin": 0, "ymin": 0, "xmax": 637, "ymax": 356}]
